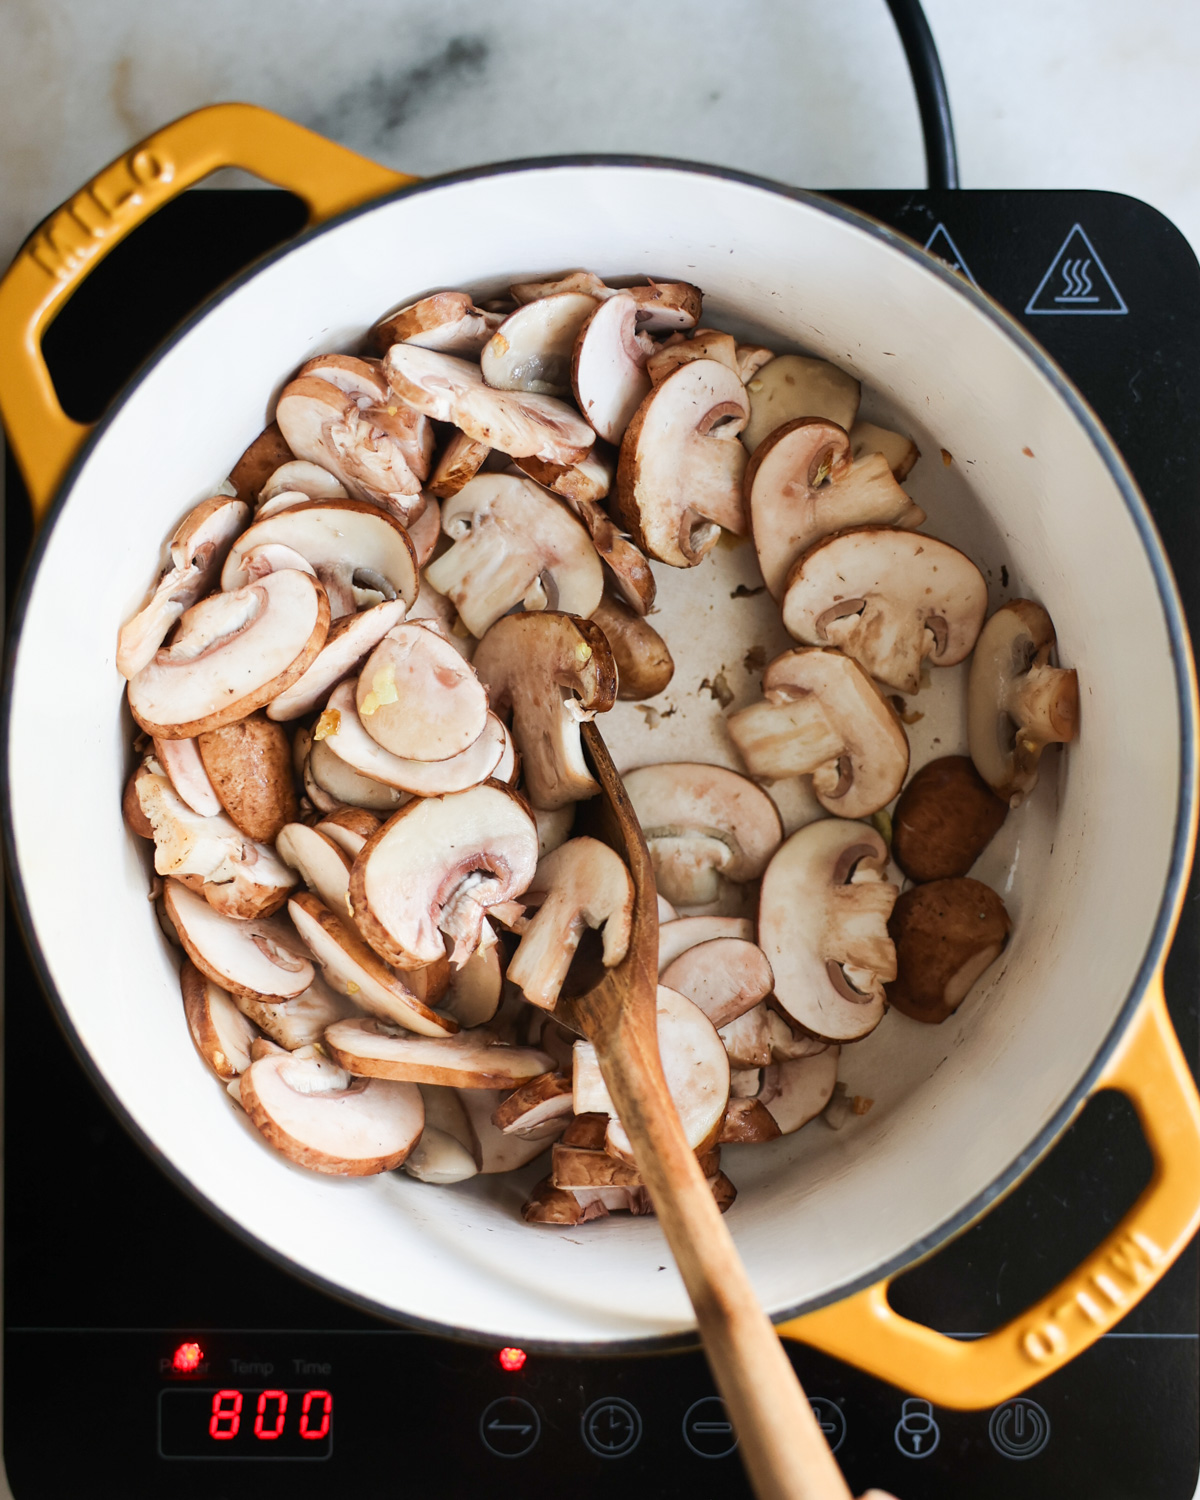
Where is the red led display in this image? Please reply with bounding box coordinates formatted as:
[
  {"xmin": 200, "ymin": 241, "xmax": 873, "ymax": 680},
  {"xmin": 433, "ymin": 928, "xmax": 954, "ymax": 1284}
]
[
  {"xmin": 498, "ymin": 1347, "xmax": 528, "ymax": 1372},
  {"xmin": 253, "ymin": 1390, "xmax": 288, "ymax": 1439},
  {"xmin": 161, "ymin": 1388, "xmax": 333, "ymax": 1460},
  {"xmin": 208, "ymin": 1390, "xmax": 243, "ymax": 1440},
  {"xmin": 172, "ymin": 1341, "xmax": 204, "ymax": 1373},
  {"xmin": 299, "ymin": 1390, "xmax": 333, "ymax": 1440}
]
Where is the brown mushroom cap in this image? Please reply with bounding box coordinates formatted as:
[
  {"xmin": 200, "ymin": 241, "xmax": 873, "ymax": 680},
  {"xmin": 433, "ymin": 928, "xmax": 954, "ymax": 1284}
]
[
  {"xmin": 571, "ymin": 292, "xmax": 652, "ymax": 444},
  {"xmin": 458, "ymin": 1087, "xmax": 561, "ymax": 1172},
  {"xmin": 371, "ymin": 291, "xmax": 505, "ymax": 356},
  {"xmin": 781, "ymin": 527, "xmax": 989, "ymax": 695},
  {"xmin": 727, "ymin": 647, "xmax": 909, "ymax": 819},
  {"xmin": 428, "ymin": 428, "xmax": 490, "ymax": 499},
  {"xmin": 266, "ymin": 597, "xmax": 410, "ymax": 721},
  {"xmin": 887, "ymin": 877, "xmax": 1011, "ymax": 1023},
  {"xmin": 164, "ymin": 879, "xmax": 314, "ymax": 999},
  {"xmin": 316, "ymin": 808, "xmax": 380, "ymax": 858},
  {"xmin": 492, "ymin": 1072, "xmax": 575, "ymax": 1137},
  {"xmin": 590, "ymin": 595, "xmax": 674, "ymax": 700},
  {"xmin": 482, "ymin": 291, "xmax": 599, "ymax": 397},
  {"xmin": 197, "ymin": 713, "xmax": 297, "ymax": 844},
  {"xmin": 759, "ymin": 818, "xmax": 897, "ymax": 1043},
  {"xmin": 742, "ymin": 354, "xmax": 860, "ymax": 453},
  {"xmin": 623, "ymin": 762, "xmax": 782, "ymax": 908},
  {"xmin": 181, "ymin": 961, "xmax": 260, "ymax": 1078},
  {"xmin": 892, "ymin": 756, "xmax": 1009, "ymax": 882},
  {"xmin": 473, "ymin": 611, "xmax": 617, "ymax": 808},
  {"xmin": 229, "ymin": 423, "xmax": 294, "ymax": 504},
  {"xmin": 325, "ymin": 1017, "xmax": 554, "ymax": 1089},
  {"xmin": 967, "ymin": 599, "xmax": 1080, "ymax": 806},
  {"xmin": 522, "ymin": 482, "xmax": 655, "ymax": 616},
  {"xmin": 616, "ymin": 359, "xmax": 750, "ymax": 568},
  {"xmin": 424, "ymin": 473, "xmax": 604, "ymax": 639},
  {"xmin": 127, "ymin": 569, "xmax": 330, "ymax": 739},
  {"xmin": 718, "ymin": 1096, "xmax": 782, "ymax": 1144},
  {"xmin": 626, "ymin": 280, "xmax": 703, "ymax": 332},
  {"xmin": 239, "ymin": 1048, "xmax": 424, "ymax": 1175},
  {"xmin": 355, "ymin": 622, "xmax": 489, "ymax": 760},
  {"xmin": 659, "ymin": 937, "xmax": 774, "ymax": 1029},
  {"xmin": 746, "ymin": 419, "xmax": 925, "ymax": 599}
]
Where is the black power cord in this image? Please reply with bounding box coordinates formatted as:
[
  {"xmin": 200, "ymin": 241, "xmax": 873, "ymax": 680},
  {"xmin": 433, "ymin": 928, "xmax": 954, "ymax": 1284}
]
[{"xmin": 884, "ymin": 0, "xmax": 960, "ymax": 189}]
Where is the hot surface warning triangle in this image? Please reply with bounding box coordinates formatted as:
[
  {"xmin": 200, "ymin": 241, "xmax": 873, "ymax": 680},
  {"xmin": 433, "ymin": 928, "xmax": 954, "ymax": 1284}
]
[
  {"xmin": 1025, "ymin": 224, "xmax": 1127, "ymax": 315},
  {"xmin": 924, "ymin": 223, "xmax": 977, "ymax": 286}
]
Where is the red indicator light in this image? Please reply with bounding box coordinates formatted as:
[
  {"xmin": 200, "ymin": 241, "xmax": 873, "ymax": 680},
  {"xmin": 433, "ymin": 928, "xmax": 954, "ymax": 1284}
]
[
  {"xmin": 173, "ymin": 1341, "xmax": 204, "ymax": 1372},
  {"xmin": 498, "ymin": 1347, "xmax": 527, "ymax": 1372}
]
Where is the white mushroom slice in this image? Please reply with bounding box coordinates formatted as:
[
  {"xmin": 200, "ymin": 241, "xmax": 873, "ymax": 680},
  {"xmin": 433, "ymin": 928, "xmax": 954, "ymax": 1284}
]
[
  {"xmin": 233, "ymin": 972, "xmax": 359, "ymax": 1051},
  {"xmin": 507, "ymin": 838, "xmax": 634, "ymax": 1009},
  {"xmin": 440, "ymin": 933, "xmax": 503, "ymax": 1027},
  {"xmin": 152, "ymin": 735, "xmax": 222, "ymax": 817},
  {"xmin": 406, "ymin": 578, "xmax": 474, "ymax": 661},
  {"xmin": 759, "ymin": 819, "xmax": 898, "ymax": 1043},
  {"xmin": 968, "ymin": 599, "xmax": 1080, "ymax": 807},
  {"xmin": 429, "ymin": 429, "xmax": 490, "ymax": 499},
  {"xmin": 492, "ymin": 1072, "xmax": 574, "ymax": 1137},
  {"xmin": 306, "ymin": 737, "xmax": 407, "ymax": 813},
  {"xmin": 782, "ymin": 528, "xmax": 989, "ymax": 695},
  {"xmin": 372, "ymin": 292, "xmax": 505, "ymax": 356},
  {"xmin": 418, "ymin": 1083, "xmax": 481, "ymax": 1162},
  {"xmin": 736, "ymin": 345, "xmax": 775, "ymax": 385},
  {"xmin": 349, "ymin": 781, "xmax": 539, "ymax": 968},
  {"xmin": 266, "ymin": 597, "xmax": 410, "ymax": 721},
  {"xmin": 572, "ymin": 985, "xmax": 729, "ymax": 1160},
  {"xmin": 657, "ymin": 895, "xmax": 679, "ymax": 923},
  {"xmin": 128, "ymin": 569, "xmax": 329, "ymax": 739},
  {"xmin": 288, "ymin": 891, "xmax": 456, "ymax": 1037},
  {"xmin": 534, "ymin": 804, "xmax": 574, "ymax": 859},
  {"xmin": 132, "ymin": 759, "xmax": 296, "ymax": 920},
  {"xmin": 255, "ymin": 490, "xmax": 319, "ymax": 521},
  {"xmin": 660, "ymin": 937, "xmax": 773, "ymax": 1029},
  {"xmin": 729, "ymin": 1067, "xmax": 763, "ymax": 1100},
  {"xmin": 320, "ymin": 682, "xmax": 505, "ymax": 795},
  {"xmin": 514, "ymin": 447, "xmax": 613, "ymax": 505},
  {"xmin": 511, "ymin": 269, "xmax": 612, "ymax": 305},
  {"xmin": 384, "ymin": 345, "xmax": 596, "ymax": 466},
  {"xmin": 718, "ymin": 1003, "xmax": 773, "ymax": 1067},
  {"xmin": 766, "ymin": 1006, "xmax": 831, "ymax": 1061},
  {"xmin": 657, "ymin": 915, "xmax": 755, "ymax": 972},
  {"xmin": 424, "ymin": 473, "xmax": 604, "ymax": 638},
  {"xmin": 850, "ymin": 421, "xmax": 920, "ymax": 482},
  {"xmin": 237, "ymin": 540, "xmax": 318, "ymax": 579},
  {"xmin": 570, "ymin": 292, "xmax": 652, "ymax": 443},
  {"xmin": 746, "ymin": 419, "xmax": 926, "ymax": 599},
  {"xmin": 276, "ymin": 375, "xmax": 428, "ymax": 517},
  {"xmin": 240, "ymin": 1048, "xmax": 423, "ymax": 1175},
  {"xmin": 298, "ymin": 353, "xmax": 391, "ymax": 405},
  {"xmin": 458, "ymin": 1088, "xmax": 559, "ymax": 1172},
  {"xmin": 116, "ymin": 495, "xmax": 250, "ymax": 678},
  {"xmin": 405, "ymin": 496, "xmax": 441, "ymax": 567},
  {"xmin": 493, "ymin": 721, "xmax": 520, "ymax": 786},
  {"xmin": 591, "ymin": 595, "xmax": 674, "ymax": 699},
  {"xmin": 403, "ymin": 1125, "xmax": 480, "ymax": 1184},
  {"xmin": 645, "ymin": 328, "xmax": 739, "ymax": 385},
  {"xmin": 315, "ymin": 808, "xmax": 379, "ymax": 859},
  {"xmin": 624, "ymin": 763, "xmax": 782, "ymax": 908},
  {"xmin": 727, "ymin": 647, "xmax": 909, "ymax": 819},
  {"xmin": 481, "ymin": 292, "xmax": 599, "ymax": 397},
  {"xmin": 220, "ymin": 499, "xmax": 418, "ymax": 621},
  {"xmin": 164, "ymin": 880, "xmax": 315, "ymax": 999},
  {"xmin": 325, "ymin": 1017, "xmax": 553, "ymax": 1089},
  {"xmin": 616, "ymin": 360, "xmax": 750, "ymax": 568},
  {"xmin": 473, "ymin": 612, "xmax": 617, "ymax": 808},
  {"xmin": 355, "ymin": 622, "xmax": 488, "ymax": 760},
  {"xmin": 181, "ymin": 961, "xmax": 259, "ymax": 1078},
  {"xmin": 626, "ymin": 280, "xmax": 703, "ymax": 332},
  {"xmin": 761, "ymin": 1050, "xmax": 841, "ymax": 1135},
  {"xmin": 260, "ymin": 460, "xmax": 348, "ymax": 505},
  {"xmin": 742, "ymin": 354, "xmax": 861, "ymax": 453},
  {"xmin": 275, "ymin": 822, "xmax": 352, "ymax": 913}
]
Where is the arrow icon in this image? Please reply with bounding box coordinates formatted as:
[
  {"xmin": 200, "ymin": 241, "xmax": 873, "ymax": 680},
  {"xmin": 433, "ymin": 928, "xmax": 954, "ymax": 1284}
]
[{"xmin": 488, "ymin": 1420, "xmax": 532, "ymax": 1436}]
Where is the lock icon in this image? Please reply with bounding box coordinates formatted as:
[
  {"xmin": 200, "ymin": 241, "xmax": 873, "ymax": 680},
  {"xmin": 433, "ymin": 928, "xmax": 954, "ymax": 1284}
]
[{"xmin": 894, "ymin": 1398, "xmax": 940, "ymax": 1458}]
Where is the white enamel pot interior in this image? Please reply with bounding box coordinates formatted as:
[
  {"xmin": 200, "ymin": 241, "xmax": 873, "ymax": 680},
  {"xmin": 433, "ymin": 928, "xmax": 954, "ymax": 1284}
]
[{"xmin": 5, "ymin": 160, "xmax": 1194, "ymax": 1351}]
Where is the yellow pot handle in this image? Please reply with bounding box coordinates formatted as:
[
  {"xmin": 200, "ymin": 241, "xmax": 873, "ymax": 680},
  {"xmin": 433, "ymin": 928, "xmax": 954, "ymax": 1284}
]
[
  {"xmin": 0, "ymin": 102, "xmax": 412, "ymax": 526},
  {"xmin": 780, "ymin": 975, "xmax": 1200, "ymax": 1408}
]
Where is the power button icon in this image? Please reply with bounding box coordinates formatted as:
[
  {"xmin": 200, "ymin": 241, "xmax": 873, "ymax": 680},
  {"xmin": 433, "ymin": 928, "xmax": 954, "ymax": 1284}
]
[
  {"xmin": 894, "ymin": 1398, "xmax": 940, "ymax": 1458},
  {"xmin": 989, "ymin": 1398, "xmax": 1051, "ymax": 1459}
]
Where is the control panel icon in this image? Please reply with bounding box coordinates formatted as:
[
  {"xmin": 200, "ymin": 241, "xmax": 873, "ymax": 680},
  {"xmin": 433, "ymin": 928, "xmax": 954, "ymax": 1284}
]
[
  {"xmin": 894, "ymin": 1398, "xmax": 940, "ymax": 1458},
  {"xmin": 682, "ymin": 1396, "xmax": 738, "ymax": 1458},
  {"xmin": 989, "ymin": 1398, "xmax": 1051, "ymax": 1459},
  {"xmin": 479, "ymin": 1396, "xmax": 541, "ymax": 1458},
  {"xmin": 582, "ymin": 1397, "xmax": 642, "ymax": 1458},
  {"xmin": 808, "ymin": 1397, "xmax": 846, "ymax": 1454}
]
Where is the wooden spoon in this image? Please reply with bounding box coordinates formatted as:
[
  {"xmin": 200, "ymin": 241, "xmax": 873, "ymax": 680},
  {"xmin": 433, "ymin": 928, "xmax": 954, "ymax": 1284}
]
[{"xmin": 554, "ymin": 721, "xmax": 854, "ymax": 1500}]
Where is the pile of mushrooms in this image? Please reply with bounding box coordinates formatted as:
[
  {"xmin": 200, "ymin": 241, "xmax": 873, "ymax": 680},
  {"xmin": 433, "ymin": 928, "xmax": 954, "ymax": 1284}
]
[{"xmin": 119, "ymin": 267, "xmax": 1079, "ymax": 1226}]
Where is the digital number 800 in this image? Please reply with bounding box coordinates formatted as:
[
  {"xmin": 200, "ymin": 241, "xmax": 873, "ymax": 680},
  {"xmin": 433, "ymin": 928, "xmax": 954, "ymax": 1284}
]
[{"xmin": 208, "ymin": 1389, "xmax": 332, "ymax": 1441}]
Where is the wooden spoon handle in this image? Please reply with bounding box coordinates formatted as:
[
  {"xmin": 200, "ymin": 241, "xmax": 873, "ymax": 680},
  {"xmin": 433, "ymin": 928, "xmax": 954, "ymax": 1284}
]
[{"xmin": 599, "ymin": 1032, "xmax": 853, "ymax": 1500}]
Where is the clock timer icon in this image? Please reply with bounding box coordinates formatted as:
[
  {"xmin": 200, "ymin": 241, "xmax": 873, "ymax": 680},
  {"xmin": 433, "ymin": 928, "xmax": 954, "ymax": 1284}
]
[{"xmin": 581, "ymin": 1397, "xmax": 643, "ymax": 1458}]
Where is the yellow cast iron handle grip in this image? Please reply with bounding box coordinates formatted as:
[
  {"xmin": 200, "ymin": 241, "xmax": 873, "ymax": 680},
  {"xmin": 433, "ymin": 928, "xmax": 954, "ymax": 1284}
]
[
  {"xmin": 779, "ymin": 977, "xmax": 1200, "ymax": 1409},
  {"xmin": 0, "ymin": 102, "xmax": 411, "ymax": 525}
]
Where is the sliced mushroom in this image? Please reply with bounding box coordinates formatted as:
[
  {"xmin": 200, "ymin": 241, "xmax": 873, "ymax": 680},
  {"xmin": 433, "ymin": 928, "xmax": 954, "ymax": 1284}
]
[
  {"xmin": 152, "ymin": 735, "xmax": 222, "ymax": 817},
  {"xmin": 482, "ymin": 292, "xmax": 599, "ymax": 397},
  {"xmin": 492, "ymin": 1072, "xmax": 575, "ymax": 1137},
  {"xmin": 887, "ymin": 877, "xmax": 1011, "ymax": 1023},
  {"xmin": 306, "ymin": 736, "xmax": 407, "ymax": 813},
  {"xmin": 355, "ymin": 622, "xmax": 488, "ymax": 760},
  {"xmin": 742, "ymin": 354, "xmax": 860, "ymax": 453},
  {"xmin": 534, "ymin": 804, "xmax": 574, "ymax": 859},
  {"xmin": 758, "ymin": 819, "xmax": 897, "ymax": 1043},
  {"xmin": 892, "ymin": 755, "xmax": 1009, "ymax": 882},
  {"xmin": 424, "ymin": 474, "xmax": 604, "ymax": 639},
  {"xmin": 765, "ymin": 1005, "xmax": 830, "ymax": 1061},
  {"xmin": 458, "ymin": 1088, "xmax": 561, "ymax": 1172},
  {"xmin": 240, "ymin": 1048, "xmax": 424, "ymax": 1175},
  {"xmin": 371, "ymin": 291, "xmax": 505, "ymax": 356},
  {"xmin": 349, "ymin": 781, "xmax": 539, "ymax": 968},
  {"xmin": 726, "ymin": 647, "xmax": 909, "ymax": 819},
  {"xmin": 164, "ymin": 879, "xmax": 314, "ymax": 999},
  {"xmin": 473, "ymin": 611, "xmax": 617, "ymax": 807},
  {"xmin": 266, "ymin": 597, "xmax": 410, "ymax": 721},
  {"xmin": 718, "ymin": 1096, "xmax": 782, "ymax": 1144},
  {"xmin": 128, "ymin": 569, "xmax": 329, "ymax": 739},
  {"xmin": 276, "ymin": 822, "xmax": 352, "ymax": 915},
  {"xmin": 657, "ymin": 915, "xmax": 756, "ymax": 971},
  {"xmin": 850, "ymin": 421, "xmax": 920, "ymax": 482},
  {"xmin": 730, "ymin": 1067, "xmax": 762, "ymax": 1099},
  {"xmin": 288, "ymin": 891, "xmax": 456, "ymax": 1037},
  {"xmin": 507, "ymin": 838, "xmax": 634, "ymax": 1009},
  {"xmin": 645, "ymin": 328, "xmax": 739, "ymax": 385},
  {"xmin": 736, "ymin": 345, "xmax": 775, "ymax": 385},
  {"xmin": 782, "ymin": 528, "xmax": 989, "ymax": 695},
  {"xmin": 746, "ymin": 419, "xmax": 925, "ymax": 599},
  {"xmin": 229, "ymin": 423, "xmax": 294, "ymax": 504},
  {"xmin": 660, "ymin": 937, "xmax": 773, "ymax": 1028},
  {"xmin": 403, "ymin": 1126, "xmax": 480, "ymax": 1184},
  {"xmin": 316, "ymin": 808, "xmax": 380, "ymax": 859},
  {"xmin": 429, "ymin": 429, "xmax": 490, "ymax": 499},
  {"xmin": 552, "ymin": 1143, "xmax": 721, "ymax": 1189},
  {"xmin": 325, "ymin": 1017, "xmax": 553, "ymax": 1088},
  {"xmin": 626, "ymin": 280, "xmax": 703, "ymax": 332},
  {"xmin": 514, "ymin": 446, "xmax": 613, "ymax": 504},
  {"xmin": 117, "ymin": 495, "xmax": 250, "ymax": 678},
  {"xmin": 439, "ymin": 934, "xmax": 503, "ymax": 1027},
  {"xmin": 761, "ymin": 1049, "xmax": 841, "ymax": 1134},
  {"xmin": 623, "ymin": 763, "xmax": 782, "ymax": 908},
  {"xmin": 221, "ymin": 499, "xmax": 418, "ymax": 621},
  {"xmin": 196, "ymin": 714, "xmax": 297, "ymax": 844},
  {"xmin": 233, "ymin": 971, "xmax": 359, "ymax": 1051},
  {"xmin": 181, "ymin": 961, "xmax": 259, "ymax": 1078},
  {"xmin": 616, "ymin": 359, "xmax": 750, "ymax": 568},
  {"xmin": 405, "ymin": 498, "xmax": 442, "ymax": 569},
  {"xmin": 259, "ymin": 459, "xmax": 349, "ymax": 506},
  {"xmin": 571, "ymin": 292, "xmax": 652, "ymax": 443},
  {"xmin": 591, "ymin": 595, "xmax": 674, "ymax": 700},
  {"xmin": 384, "ymin": 345, "xmax": 595, "ymax": 466},
  {"xmin": 560, "ymin": 496, "xmax": 656, "ymax": 616},
  {"xmin": 521, "ymin": 1178, "xmax": 654, "ymax": 1224},
  {"xmin": 967, "ymin": 599, "xmax": 1080, "ymax": 806},
  {"xmin": 717, "ymin": 1003, "xmax": 773, "ymax": 1067},
  {"xmin": 511, "ymin": 269, "xmax": 612, "ymax": 304},
  {"xmin": 419, "ymin": 1083, "xmax": 482, "ymax": 1162},
  {"xmin": 406, "ymin": 577, "xmax": 474, "ymax": 660}
]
